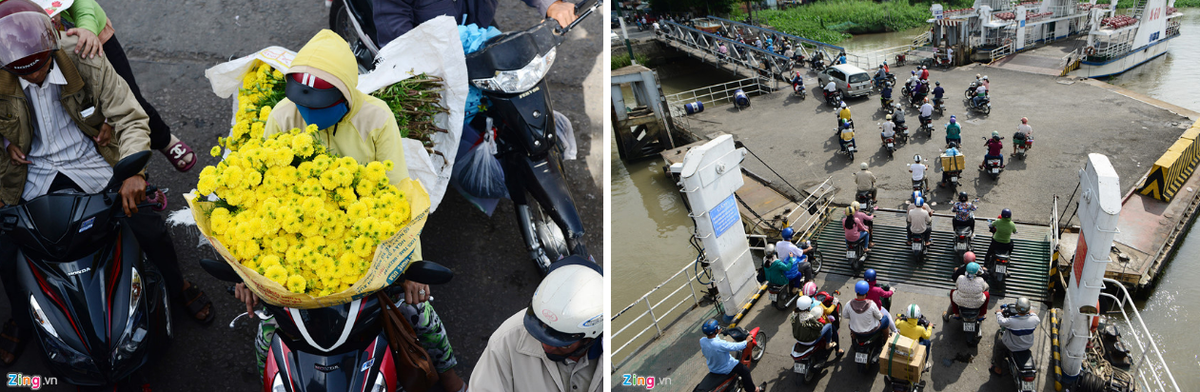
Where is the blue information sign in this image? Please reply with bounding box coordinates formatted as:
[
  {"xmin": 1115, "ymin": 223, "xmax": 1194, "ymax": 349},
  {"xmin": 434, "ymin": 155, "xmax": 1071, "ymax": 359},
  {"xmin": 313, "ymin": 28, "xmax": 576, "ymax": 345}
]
[{"xmin": 710, "ymin": 195, "xmax": 740, "ymax": 238}]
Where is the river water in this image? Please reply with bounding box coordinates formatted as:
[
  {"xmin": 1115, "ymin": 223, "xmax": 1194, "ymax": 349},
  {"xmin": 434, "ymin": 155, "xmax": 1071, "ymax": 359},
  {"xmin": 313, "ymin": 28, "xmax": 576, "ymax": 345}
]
[{"xmin": 613, "ymin": 9, "xmax": 1200, "ymax": 383}]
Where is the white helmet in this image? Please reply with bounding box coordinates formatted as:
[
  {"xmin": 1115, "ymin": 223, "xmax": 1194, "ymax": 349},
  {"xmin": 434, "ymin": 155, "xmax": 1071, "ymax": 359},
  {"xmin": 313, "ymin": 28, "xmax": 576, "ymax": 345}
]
[
  {"xmin": 913, "ymin": 154, "xmax": 922, "ymax": 163},
  {"xmin": 982, "ymin": 75, "xmax": 989, "ymax": 80},
  {"xmin": 526, "ymin": 259, "xmax": 604, "ymax": 349},
  {"xmin": 764, "ymin": 243, "xmax": 777, "ymax": 260},
  {"xmin": 860, "ymin": 162, "xmax": 869, "ymax": 170},
  {"xmin": 904, "ymin": 304, "xmax": 922, "ymax": 319},
  {"xmin": 796, "ymin": 295, "xmax": 814, "ymax": 311}
]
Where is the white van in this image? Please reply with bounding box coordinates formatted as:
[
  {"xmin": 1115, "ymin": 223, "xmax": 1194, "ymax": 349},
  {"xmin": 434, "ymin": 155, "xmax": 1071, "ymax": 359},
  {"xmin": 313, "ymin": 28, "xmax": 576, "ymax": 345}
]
[{"xmin": 818, "ymin": 64, "xmax": 872, "ymax": 98}]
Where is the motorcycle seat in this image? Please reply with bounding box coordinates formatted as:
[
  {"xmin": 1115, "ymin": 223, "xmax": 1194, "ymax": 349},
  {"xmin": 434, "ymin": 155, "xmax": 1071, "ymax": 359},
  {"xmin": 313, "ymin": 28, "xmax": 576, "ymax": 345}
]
[
  {"xmin": 725, "ymin": 327, "xmax": 749, "ymax": 342},
  {"xmin": 1010, "ymin": 349, "xmax": 1036, "ymax": 370},
  {"xmin": 694, "ymin": 373, "xmax": 731, "ymax": 391}
]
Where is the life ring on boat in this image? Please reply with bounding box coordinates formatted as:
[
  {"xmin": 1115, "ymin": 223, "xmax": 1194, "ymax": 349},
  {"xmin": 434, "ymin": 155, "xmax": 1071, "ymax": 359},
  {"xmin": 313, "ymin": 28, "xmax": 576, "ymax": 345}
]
[{"xmin": 1084, "ymin": 46, "xmax": 1097, "ymax": 56}]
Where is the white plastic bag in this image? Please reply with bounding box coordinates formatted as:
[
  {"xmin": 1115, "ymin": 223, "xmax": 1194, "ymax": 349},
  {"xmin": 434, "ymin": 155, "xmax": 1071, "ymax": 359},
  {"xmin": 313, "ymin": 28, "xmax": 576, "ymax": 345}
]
[{"xmin": 452, "ymin": 118, "xmax": 508, "ymax": 199}]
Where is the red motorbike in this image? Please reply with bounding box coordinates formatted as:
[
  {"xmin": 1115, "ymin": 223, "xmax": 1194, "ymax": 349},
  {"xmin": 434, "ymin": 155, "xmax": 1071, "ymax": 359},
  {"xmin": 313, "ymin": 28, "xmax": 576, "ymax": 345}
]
[{"xmin": 694, "ymin": 326, "xmax": 768, "ymax": 392}]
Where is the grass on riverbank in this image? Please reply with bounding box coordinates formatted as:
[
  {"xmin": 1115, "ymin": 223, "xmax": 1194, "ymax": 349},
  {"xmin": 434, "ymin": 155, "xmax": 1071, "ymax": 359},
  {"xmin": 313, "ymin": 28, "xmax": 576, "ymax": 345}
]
[
  {"xmin": 735, "ymin": 0, "xmax": 971, "ymax": 44},
  {"xmin": 612, "ymin": 53, "xmax": 653, "ymax": 69}
]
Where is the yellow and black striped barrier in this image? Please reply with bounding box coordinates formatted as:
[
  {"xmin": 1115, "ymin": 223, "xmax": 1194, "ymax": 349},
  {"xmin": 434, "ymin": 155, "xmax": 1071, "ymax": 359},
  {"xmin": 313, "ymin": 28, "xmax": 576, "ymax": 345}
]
[
  {"xmin": 1139, "ymin": 125, "xmax": 1200, "ymax": 202},
  {"xmin": 1050, "ymin": 308, "xmax": 1064, "ymax": 391},
  {"xmin": 729, "ymin": 283, "xmax": 768, "ymax": 328}
]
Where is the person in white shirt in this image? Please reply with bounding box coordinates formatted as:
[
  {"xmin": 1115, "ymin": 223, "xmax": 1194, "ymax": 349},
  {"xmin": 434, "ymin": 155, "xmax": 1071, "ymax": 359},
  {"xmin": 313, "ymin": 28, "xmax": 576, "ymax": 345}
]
[
  {"xmin": 824, "ymin": 80, "xmax": 838, "ymax": 102},
  {"xmin": 909, "ymin": 154, "xmax": 928, "ymax": 191},
  {"xmin": 880, "ymin": 116, "xmax": 896, "ymax": 141},
  {"xmin": 919, "ymin": 98, "xmax": 934, "ymax": 126},
  {"xmin": 907, "ymin": 197, "xmax": 933, "ymax": 246},
  {"xmin": 1014, "ymin": 117, "xmax": 1033, "ymax": 154},
  {"xmin": 973, "ymin": 83, "xmax": 988, "ymax": 107}
]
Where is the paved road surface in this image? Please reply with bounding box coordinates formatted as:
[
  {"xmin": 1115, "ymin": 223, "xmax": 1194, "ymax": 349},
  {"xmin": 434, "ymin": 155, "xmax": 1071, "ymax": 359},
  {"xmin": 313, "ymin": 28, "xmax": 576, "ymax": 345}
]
[{"xmin": 0, "ymin": 0, "xmax": 603, "ymax": 390}]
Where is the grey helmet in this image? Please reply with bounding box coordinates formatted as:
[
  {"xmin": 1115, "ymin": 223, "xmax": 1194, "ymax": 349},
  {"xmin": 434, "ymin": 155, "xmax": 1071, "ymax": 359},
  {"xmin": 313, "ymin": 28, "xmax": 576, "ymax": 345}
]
[{"xmin": 1015, "ymin": 297, "xmax": 1032, "ymax": 314}]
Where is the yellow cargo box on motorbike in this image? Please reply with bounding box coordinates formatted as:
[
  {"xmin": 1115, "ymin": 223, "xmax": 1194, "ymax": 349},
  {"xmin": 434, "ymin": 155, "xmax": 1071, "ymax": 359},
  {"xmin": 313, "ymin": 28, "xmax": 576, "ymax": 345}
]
[{"xmin": 941, "ymin": 154, "xmax": 966, "ymax": 172}]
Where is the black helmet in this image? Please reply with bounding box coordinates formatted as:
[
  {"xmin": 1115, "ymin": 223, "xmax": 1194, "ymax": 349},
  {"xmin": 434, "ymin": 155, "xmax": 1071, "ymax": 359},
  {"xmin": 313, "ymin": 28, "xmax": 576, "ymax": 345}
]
[{"xmin": 958, "ymin": 192, "xmax": 968, "ymax": 202}]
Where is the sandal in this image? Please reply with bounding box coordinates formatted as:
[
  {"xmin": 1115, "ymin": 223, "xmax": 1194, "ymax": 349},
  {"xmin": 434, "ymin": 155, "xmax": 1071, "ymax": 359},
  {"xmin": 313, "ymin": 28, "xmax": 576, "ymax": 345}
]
[
  {"xmin": 0, "ymin": 319, "xmax": 27, "ymax": 366},
  {"xmin": 180, "ymin": 282, "xmax": 215, "ymax": 325},
  {"xmin": 161, "ymin": 138, "xmax": 196, "ymax": 172}
]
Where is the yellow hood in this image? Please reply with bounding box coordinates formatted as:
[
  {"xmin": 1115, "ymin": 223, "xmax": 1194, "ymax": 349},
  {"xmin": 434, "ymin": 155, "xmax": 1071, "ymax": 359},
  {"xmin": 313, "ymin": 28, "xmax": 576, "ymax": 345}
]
[{"xmin": 287, "ymin": 30, "xmax": 365, "ymax": 119}]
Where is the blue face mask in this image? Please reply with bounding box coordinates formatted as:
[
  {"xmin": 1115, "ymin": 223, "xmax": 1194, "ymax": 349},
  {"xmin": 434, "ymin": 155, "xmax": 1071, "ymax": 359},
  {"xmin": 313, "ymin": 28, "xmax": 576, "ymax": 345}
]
[{"xmin": 296, "ymin": 102, "xmax": 349, "ymax": 131}]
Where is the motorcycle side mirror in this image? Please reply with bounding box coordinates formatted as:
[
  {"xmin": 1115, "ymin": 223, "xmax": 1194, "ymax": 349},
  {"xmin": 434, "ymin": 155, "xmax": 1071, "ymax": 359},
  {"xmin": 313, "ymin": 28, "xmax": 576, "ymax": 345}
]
[
  {"xmin": 104, "ymin": 151, "xmax": 152, "ymax": 192},
  {"xmin": 400, "ymin": 260, "xmax": 454, "ymax": 285},
  {"xmin": 200, "ymin": 258, "xmax": 244, "ymax": 283}
]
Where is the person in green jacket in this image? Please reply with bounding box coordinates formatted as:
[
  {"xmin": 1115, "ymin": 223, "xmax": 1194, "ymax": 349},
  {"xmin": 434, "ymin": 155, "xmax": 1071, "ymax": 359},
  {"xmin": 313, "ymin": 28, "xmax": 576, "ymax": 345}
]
[
  {"xmin": 765, "ymin": 255, "xmax": 793, "ymax": 287},
  {"xmin": 28, "ymin": 0, "xmax": 196, "ymax": 172},
  {"xmin": 945, "ymin": 115, "xmax": 961, "ymax": 147},
  {"xmin": 986, "ymin": 208, "xmax": 1018, "ymax": 269}
]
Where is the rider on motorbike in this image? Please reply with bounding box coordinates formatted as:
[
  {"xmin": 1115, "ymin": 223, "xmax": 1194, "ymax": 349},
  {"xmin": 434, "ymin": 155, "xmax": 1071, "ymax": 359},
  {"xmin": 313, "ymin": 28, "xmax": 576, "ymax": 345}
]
[
  {"xmin": 972, "ymin": 82, "xmax": 988, "ymax": 108},
  {"xmin": 843, "ymin": 281, "xmax": 895, "ymax": 338},
  {"xmin": 918, "ymin": 98, "xmax": 934, "ymax": 126},
  {"xmin": 838, "ymin": 119, "xmax": 855, "ymax": 152},
  {"xmin": 700, "ymin": 319, "xmax": 765, "ymax": 392},
  {"xmin": 938, "ymin": 142, "xmax": 963, "ymax": 187},
  {"xmin": 849, "ymin": 203, "xmax": 875, "ymax": 247},
  {"xmin": 855, "ymin": 163, "xmax": 878, "ymax": 202},
  {"xmin": 893, "ymin": 105, "xmax": 907, "ymax": 131},
  {"xmin": 864, "ymin": 269, "xmax": 894, "ymax": 312},
  {"xmin": 873, "ymin": 65, "xmax": 889, "ymax": 88},
  {"xmin": 0, "ymin": 0, "xmax": 216, "ymax": 364},
  {"xmin": 932, "ymin": 81, "xmax": 944, "ymax": 105},
  {"xmin": 824, "ymin": 80, "xmax": 839, "ymax": 103},
  {"xmin": 982, "ymin": 131, "xmax": 1005, "ymax": 169},
  {"xmin": 897, "ymin": 304, "xmax": 934, "ymax": 370},
  {"xmin": 945, "ymin": 262, "xmax": 990, "ymax": 320},
  {"xmin": 990, "ymin": 297, "xmax": 1040, "ymax": 375},
  {"xmin": 986, "ymin": 208, "xmax": 1018, "ymax": 265},
  {"xmin": 792, "ymin": 296, "xmax": 844, "ymax": 357},
  {"xmin": 951, "ymin": 191, "xmax": 978, "ymax": 232},
  {"xmin": 951, "ymin": 251, "xmax": 982, "ymax": 281},
  {"xmin": 909, "ymin": 154, "xmax": 929, "ymax": 192},
  {"xmin": 791, "ymin": 71, "xmax": 804, "ymax": 91},
  {"xmin": 919, "ymin": 65, "xmax": 929, "ymax": 81},
  {"xmin": 907, "ymin": 197, "xmax": 933, "ymax": 246},
  {"xmin": 843, "ymin": 207, "xmax": 872, "ymax": 252},
  {"xmin": 838, "ymin": 102, "xmax": 852, "ymax": 126},
  {"xmin": 776, "ymin": 227, "xmax": 811, "ymax": 261},
  {"xmin": 945, "ymin": 115, "xmax": 961, "ymax": 146},
  {"xmin": 474, "ymin": 261, "xmax": 603, "ymax": 391},
  {"xmin": 881, "ymin": 81, "xmax": 894, "ymax": 105},
  {"xmin": 1013, "ymin": 117, "xmax": 1033, "ymax": 154}
]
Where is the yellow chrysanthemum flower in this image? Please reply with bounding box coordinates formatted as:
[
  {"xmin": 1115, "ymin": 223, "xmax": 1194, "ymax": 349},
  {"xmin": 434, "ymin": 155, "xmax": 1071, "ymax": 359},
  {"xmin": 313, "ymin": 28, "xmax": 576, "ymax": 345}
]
[
  {"xmin": 286, "ymin": 275, "xmax": 306, "ymax": 294},
  {"xmin": 264, "ymin": 265, "xmax": 288, "ymax": 285}
]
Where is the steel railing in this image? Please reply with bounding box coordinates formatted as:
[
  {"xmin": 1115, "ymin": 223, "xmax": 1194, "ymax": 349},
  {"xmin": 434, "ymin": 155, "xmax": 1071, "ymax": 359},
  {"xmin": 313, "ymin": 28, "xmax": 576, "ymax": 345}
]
[
  {"xmin": 990, "ymin": 41, "xmax": 1013, "ymax": 64},
  {"xmin": 1095, "ymin": 278, "xmax": 1181, "ymax": 392},
  {"xmin": 781, "ymin": 176, "xmax": 835, "ymax": 239},
  {"xmin": 610, "ymin": 259, "xmax": 706, "ymax": 372},
  {"xmin": 1060, "ymin": 276, "xmax": 1181, "ymax": 392},
  {"xmin": 664, "ymin": 77, "xmax": 766, "ymax": 129}
]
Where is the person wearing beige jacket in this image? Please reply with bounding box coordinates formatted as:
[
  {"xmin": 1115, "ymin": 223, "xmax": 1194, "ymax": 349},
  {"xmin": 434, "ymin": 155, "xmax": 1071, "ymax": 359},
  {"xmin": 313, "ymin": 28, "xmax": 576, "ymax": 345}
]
[
  {"xmin": 471, "ymin": 258, "xmax": 604, "ymax": 392},
  {"xmin": 0, "ymin": 0, "xmax": 214, "ymax": 366}
]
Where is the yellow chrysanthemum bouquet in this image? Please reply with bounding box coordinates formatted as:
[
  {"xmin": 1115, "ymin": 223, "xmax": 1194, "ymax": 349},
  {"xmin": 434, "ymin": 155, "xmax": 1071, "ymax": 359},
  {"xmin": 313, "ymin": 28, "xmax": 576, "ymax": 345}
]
[{"xmin": 189, "ymin": 61, "xmax": 430, "ymax": 308}]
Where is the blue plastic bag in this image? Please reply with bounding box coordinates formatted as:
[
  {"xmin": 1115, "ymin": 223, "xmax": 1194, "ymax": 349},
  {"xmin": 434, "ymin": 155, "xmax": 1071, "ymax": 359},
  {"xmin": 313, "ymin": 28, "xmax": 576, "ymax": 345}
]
[
  {"xmin": 452, "ymin": 118, "xmax": 508, "ymax": 199},
  {"xmin": 459, "ymin": 23, "xmax": 502, "ymax": 122}
]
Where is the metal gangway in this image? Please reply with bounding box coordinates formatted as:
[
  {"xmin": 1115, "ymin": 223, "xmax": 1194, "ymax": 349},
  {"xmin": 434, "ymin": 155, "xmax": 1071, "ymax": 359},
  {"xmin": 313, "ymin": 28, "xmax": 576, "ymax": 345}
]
[
  {"xmin": 702, "ymin": 15, "xmax": 875, "ymax": 69},
  {"xmin": 663, "ymin": 77, "xmax": 767, "ymax": 130},
  {"xmin": 658, "ymin": 21, "xmax": 793, "ymax": 83}
]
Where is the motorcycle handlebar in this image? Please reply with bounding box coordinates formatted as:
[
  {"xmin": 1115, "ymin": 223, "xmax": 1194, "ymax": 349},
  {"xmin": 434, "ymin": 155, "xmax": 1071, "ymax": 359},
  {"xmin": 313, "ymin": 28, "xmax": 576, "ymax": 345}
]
[{"xmin": 557, "ymin": 0, "xmax": 602, "ymax": 35}]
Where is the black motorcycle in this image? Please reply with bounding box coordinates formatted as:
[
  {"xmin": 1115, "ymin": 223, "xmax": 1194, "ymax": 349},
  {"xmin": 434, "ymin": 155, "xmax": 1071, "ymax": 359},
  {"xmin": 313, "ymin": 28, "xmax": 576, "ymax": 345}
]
[
  {"xmin": 200, "ymin": 256, "xmax": 458, "ymax": 392},
  {"xmin": 999, "ymin": 304, "xmax": 1038, "ymax": 392},
  {"xmin": 968, "ymin": 95, "xmax": 991, "ymax": 115},
  {"xmin": 331, "ymin": 0, "xmax": 601, "ymax": 274},
  {"xmin": 850, "ymin": 328, "xmax": 885, "ymax": 374},
  {"xmin": 0, "ymin": 151, "xmax": 170, "ymax": 388}
]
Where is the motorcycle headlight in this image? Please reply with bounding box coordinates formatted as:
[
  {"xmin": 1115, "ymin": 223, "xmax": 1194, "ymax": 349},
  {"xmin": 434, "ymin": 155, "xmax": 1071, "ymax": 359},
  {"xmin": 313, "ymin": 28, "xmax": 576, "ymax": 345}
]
[
  {"xmin": 29, "ymin": 295, "xmax": 59, "ymax": 339},
  {"xmin": 113, "ymin": 268, "xmax": 147, "ymax": 363},
  {"xmin": 369, "ymin": 372, "xmax": 386, "ymax": 392},
  {"xmin": 272, "ymin": 372, "xmax": 286, "ymax": 392},
  {"xmin": 471, "ymin": 48, "xmax": 557, "ymax": 94}
]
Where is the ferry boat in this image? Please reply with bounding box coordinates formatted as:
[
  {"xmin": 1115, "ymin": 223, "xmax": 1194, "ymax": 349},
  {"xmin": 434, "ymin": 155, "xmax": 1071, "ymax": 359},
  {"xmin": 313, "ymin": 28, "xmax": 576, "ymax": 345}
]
[{"xmin": 1073, "ymin": 0, "xmax": 1183, "ymax": 78}]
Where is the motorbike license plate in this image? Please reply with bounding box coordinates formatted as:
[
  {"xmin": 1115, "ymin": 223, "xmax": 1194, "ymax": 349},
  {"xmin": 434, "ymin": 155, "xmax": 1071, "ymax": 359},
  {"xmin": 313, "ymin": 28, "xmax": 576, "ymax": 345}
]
[
  {"xmin": 956, "ymin": 242, "xmax": 967, "ymax": 250},
  {"xmin": 912, "ymin": 243, "xmax": 922, "ymax": 251},
  {"xmin": 847, "ymin": 251, "xmax": 856, "ymax": 259},
  {"xmin": 991, "ymin": 168, "xmax": 1000, "ymax": 174},
  {"xmin": 996, "ymin": 265, "xmax": 1007, "ymax": 274},
  {"xmin": 794, "ymin": 363, "xmax": 808, "ymax": 374},
  {"xmin": 770, "ymin": 293, "xmax": 778, "ymax": 302},
  {"xmin": 950, "ymin": 176, "xmax": 958, "ymax": 182},
  {"xmin": 855, "ymin": 352, "xmax": 869, "ymax": 364},
  {"xmin": 964, "ymin": 322, "xmax": 977, "ymax": 332},
  {"xmin": 887, "ymin": 143, "xmax": 894, "ymax": 148},
  {"xmin": 1020, "ymin": 380, "xmax": 1035, "ymax": 390}
]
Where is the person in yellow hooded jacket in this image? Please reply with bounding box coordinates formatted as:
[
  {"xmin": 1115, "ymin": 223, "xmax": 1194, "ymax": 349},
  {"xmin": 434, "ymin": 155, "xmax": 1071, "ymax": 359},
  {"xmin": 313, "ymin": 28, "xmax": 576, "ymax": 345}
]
[{"xmin": 230, "ymin": 30, "xmax": 465, "ymax": 391}]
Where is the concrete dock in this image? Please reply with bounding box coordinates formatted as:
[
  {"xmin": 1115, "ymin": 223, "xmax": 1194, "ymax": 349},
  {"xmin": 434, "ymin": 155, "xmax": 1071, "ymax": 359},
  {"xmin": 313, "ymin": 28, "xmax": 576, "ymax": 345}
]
[
  {"xmin": 674, "ymin": 62, "xmax": 1195, "ymax": 227},
  {"xmin": 617, "ymin": 276, "xmax": 1056, "ymax": 391}
]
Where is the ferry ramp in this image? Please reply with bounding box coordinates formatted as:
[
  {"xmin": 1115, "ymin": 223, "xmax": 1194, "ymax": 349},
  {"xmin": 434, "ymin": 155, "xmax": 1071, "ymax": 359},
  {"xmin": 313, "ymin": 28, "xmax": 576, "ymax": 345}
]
[{"xmin": 812, "ymin": 208, "xmax": 1052, "ymax": 301}]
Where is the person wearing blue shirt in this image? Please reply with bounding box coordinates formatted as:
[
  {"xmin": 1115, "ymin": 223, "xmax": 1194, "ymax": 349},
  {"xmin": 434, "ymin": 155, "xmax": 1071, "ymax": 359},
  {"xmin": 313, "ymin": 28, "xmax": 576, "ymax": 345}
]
[
  {"xmin": 700, "ymin": 320, "xmax": 763, "ymax": 392},
  {"xmin": 932, "ymin": 81, "xmax": 945, "ymax": 102}
]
